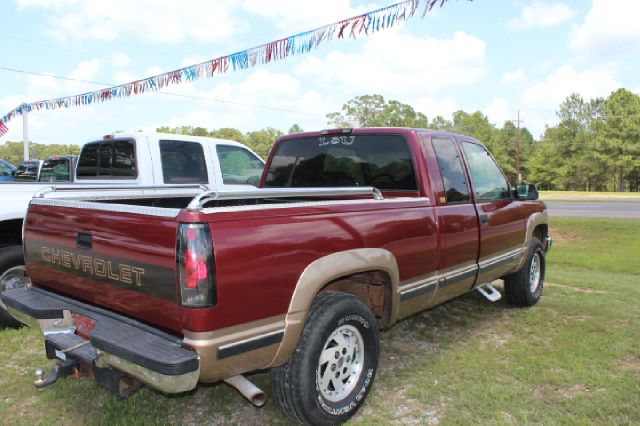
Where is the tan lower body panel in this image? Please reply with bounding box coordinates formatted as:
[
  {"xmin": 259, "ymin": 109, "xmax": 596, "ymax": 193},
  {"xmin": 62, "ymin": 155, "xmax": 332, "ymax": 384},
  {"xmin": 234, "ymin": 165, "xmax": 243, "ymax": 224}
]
[{"xmin": 183, "ymin": 315, "xmax": 285, "ymax": 383}]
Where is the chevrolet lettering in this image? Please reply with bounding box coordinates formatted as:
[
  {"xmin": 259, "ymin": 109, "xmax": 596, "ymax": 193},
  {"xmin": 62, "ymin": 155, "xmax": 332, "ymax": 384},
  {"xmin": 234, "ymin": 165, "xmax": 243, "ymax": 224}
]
[
  {"xmin": 3, "ymin": 128, "xmax": 551, "ymax": 425},
  {"xmin": 40, "ymin": 246, "xmax": 144, "ymax": 287}
]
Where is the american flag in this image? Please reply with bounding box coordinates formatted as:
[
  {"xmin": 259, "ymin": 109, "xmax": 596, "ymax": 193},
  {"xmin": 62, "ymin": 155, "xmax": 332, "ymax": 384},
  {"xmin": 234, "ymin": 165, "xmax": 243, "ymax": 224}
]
[{"xmin": 0, "ymin": 121, "xmax": 8, "ymax": 137}]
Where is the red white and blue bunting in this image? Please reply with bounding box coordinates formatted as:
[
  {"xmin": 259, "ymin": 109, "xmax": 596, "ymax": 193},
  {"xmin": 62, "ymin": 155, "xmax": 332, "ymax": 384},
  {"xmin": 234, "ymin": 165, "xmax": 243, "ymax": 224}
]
[{"xmin": 0, "ymin": 0, "xmax": 457, "ymax": 137}]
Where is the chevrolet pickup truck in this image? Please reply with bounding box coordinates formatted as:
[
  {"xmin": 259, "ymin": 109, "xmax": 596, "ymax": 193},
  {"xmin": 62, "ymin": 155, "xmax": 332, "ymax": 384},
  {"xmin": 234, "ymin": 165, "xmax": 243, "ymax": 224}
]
[
  {"xmin": 3, "ymin": 128, "xmax": 551, "ymax": 425},
  {"xmin": 0, "ymin": 132, "xmax": 264, "ymax": 327}
]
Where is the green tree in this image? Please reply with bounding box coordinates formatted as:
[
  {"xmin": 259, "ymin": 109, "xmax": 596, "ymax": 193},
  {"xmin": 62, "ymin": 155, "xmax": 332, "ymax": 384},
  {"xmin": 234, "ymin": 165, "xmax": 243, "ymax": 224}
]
[
  {"xmin": 0, "ymin": 141, "xmax": 81, "ymax": 165},
  {"xmin": 244, "ymin": 127, "xmax": 285, "ymax": 159},
  {"xmin": 288, "ymin": 124, "xmax": 304, "ymax": 134},
  {"xmin": 429, "ymin": 115, "xmax": 453, "ymax": 131},
  {"xmin": 530, "ymin": 93, "xmax": 607, "ymax": 190},
  {"xmin": 327, "ymin": 94, "xmax": 427, "ymax": 128},
  {"xmin": 598, "ymin": 88, "xmax": 640, "ymax": 191},
  {"xmin": 210, "ymin": 127, "xmax": 245, "ymax": 142}
]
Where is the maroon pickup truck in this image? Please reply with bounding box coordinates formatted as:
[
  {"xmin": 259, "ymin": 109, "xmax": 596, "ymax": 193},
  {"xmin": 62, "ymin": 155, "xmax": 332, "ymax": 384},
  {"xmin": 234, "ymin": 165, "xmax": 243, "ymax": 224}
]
[{"xmin": 3, "ymin": 128, "xmax": 551, "ymax": 425}]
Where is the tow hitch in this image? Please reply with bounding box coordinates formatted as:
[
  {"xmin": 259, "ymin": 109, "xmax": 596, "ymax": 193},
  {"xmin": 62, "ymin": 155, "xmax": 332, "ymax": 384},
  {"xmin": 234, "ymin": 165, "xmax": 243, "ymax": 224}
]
[{"xmin": 34, "ymin": 359, "xmax": 79, "ymax": 389}]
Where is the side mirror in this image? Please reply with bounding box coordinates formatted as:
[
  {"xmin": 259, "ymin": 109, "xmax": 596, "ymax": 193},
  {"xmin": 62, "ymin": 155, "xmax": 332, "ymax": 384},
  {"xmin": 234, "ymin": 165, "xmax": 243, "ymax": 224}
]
[{"xmin": 517, "ymin": 184, "xmax": 539, "ymax": 201}]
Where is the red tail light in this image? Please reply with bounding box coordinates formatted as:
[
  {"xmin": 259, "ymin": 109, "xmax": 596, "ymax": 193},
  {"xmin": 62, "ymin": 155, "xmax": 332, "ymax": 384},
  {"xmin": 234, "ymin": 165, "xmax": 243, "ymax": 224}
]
[{"xmin": 177, "ymin": 223, "xmax": 216, "ymax": 307}]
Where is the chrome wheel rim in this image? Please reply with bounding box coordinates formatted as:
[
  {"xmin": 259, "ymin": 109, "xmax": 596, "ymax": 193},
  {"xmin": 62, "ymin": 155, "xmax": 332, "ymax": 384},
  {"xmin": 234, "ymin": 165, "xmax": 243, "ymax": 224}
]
[
  {"xmin": 529, "ymin": 253, "xmax": 541, "ymax": 293},
  {"xmin": 317, "ymin": 324, "xmax": 365, "ymax": 402},
  {"xmin": 0, "ymin": 265, "xmax": 26, "ymax": 309}
]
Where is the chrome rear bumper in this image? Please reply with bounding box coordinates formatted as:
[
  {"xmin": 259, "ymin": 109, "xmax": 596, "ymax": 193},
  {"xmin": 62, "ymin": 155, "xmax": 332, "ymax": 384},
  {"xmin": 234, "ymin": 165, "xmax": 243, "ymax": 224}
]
[{"xmin": 2, "ymin": 286, "xmax": 199, "ymax": 394}]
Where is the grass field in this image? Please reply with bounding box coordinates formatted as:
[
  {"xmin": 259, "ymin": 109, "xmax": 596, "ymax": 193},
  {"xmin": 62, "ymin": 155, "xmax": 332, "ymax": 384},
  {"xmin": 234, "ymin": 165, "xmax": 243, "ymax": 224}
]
[{"xmin": 1, "ymin": 218, "xmax": 639, "ymax": 424}]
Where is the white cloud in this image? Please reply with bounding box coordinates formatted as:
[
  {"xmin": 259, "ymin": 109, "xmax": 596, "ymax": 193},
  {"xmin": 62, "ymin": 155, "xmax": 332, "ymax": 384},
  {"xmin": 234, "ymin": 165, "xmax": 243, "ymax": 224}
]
[
  {"xmin": 68, "ymin": 59, "xmax": 101, "ymax": 81},
  {"xmin": 295, "ymin": 30, "xmax": 488, "ymax": 96},
  {"xmin": 113, "ymin": 72, "xmax": 136, "ymax": 84},
  {"xmin": 522, "ymin": 65, "xmax": 619, "ymax": 108},
  {"xmin": 508, "ymin": 2, "xmax": 575, "ymax": 29},
  {"xmin": 484, "ymin": 98, "xmax": 511, "ymax": 126},
  {"xmin": 521, "ymin": 65, "xmax": 620, "ymax": 136},
  {"xmin": 18, "ymin": 0, "xmax": 244, "ymax": 44},
  {"xmin": 243, "ymin": 0, "xmax": 372, "ymax": 31},
  {"xmin": 143, "ymin": 67, "xmax": 165, "ymax": 78},
  {"xmin": 502, "ymin": 69, "xmax": 526, "ymax": 85},
  {"xmin": 413, "ymin": 96, "xmax": 459, "ymax": 123},
  {"xmin": 111, "ymin": 52, "xmax": 132, "ymax": 68},
  {"xmin": 570, "ymin": 0, "xmax": 640, "ymax": 60},
  {"xmin": 146, "ymin": 68, "xmax": 327, "ymax": 133}
]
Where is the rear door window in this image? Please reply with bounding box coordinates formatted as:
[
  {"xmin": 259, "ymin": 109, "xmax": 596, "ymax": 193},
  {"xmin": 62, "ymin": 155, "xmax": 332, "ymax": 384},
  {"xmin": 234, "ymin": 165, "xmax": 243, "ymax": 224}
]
[
  {"xmin": 216, "ymin": 145, "xmax": 264, "ymax": 185},
  {"xmin": 39, "ymin": 159, "xmax": 71, "ymax": 182},
  {"xmin": 160, "ymin": 140, "xmax": 208, "ymax": 184},
  {"xmin": 264, "ymin": 134, "xmax": 417, "ymax": 190},
  {"xmin": 77, "ymin": 144, "xmax": 98, "ymax": 177},
  {"xmin": 431, "ymin": 138, "xmax": 470, "ymax": 203}
]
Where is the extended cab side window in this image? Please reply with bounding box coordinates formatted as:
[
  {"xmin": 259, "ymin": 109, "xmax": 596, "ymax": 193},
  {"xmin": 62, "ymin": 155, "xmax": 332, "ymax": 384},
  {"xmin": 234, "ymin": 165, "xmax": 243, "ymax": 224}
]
[
  {"xmin": 160, "ymin": 140, "xmax": 208, "ymax": 184},
  {"xmin": 77, "ymin": 140, "xmax": 137, "ymax": 178},
  {"xmin": 216, "ymin": 145, "xmax": 264, "ymax": 185},
  {"xmin": 461, "ymin": 142, "xmax": 510, "ymax": 200},
  {"xmin": 431, "ymin": 138, "xmax": 470, "ymax": 203}
]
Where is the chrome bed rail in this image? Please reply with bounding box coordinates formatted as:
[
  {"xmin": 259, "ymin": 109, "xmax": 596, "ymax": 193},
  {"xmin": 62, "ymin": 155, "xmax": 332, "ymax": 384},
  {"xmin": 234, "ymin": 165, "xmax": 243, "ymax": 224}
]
[{"xmin": 187, "ymin": 187, "xmax": 384, "ymax": 211}]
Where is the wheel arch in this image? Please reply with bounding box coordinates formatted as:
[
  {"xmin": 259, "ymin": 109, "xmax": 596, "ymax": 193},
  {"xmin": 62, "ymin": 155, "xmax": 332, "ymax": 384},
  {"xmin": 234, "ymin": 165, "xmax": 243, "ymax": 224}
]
[
  {"xmin": 0, "ymin": 219, "xmax": 23, "ymax": 247},
  {"xmin": 266, "ymin": 248, "xmax": 399, "ymax": 368},
  {"xmin": 515, "ymin": 211, "xmax": 548, "ymax": 271}
]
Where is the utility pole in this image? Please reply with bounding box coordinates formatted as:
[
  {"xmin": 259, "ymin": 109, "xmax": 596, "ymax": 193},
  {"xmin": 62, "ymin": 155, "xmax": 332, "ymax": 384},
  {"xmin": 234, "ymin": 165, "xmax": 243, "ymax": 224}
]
[
  {"xmin": 511, "ymin": 110, "xmax": 523, "ymax": 184},
  {"xmin": 22, "ymin": 105, "xmax": 29, "ymax": 161}
]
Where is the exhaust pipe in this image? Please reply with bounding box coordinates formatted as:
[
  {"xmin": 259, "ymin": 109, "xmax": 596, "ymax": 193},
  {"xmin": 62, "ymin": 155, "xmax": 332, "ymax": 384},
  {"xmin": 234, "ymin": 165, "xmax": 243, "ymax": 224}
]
[{"xmin": 224, "ymin": 375, "xmax": 266, "ymax": 407}]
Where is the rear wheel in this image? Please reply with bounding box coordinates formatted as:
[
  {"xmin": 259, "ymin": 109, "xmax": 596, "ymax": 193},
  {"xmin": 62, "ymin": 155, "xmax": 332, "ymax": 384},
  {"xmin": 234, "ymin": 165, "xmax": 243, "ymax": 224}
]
[
  {"xmin": 271, "ymin": 291, "xmax": 379, "ymax": 425},
  {"xmin": 504, "ymin": 237, "xmax": 545, "ymax": 307},
  {"xmin": 0, "ymin": 245, "xmax": 26, "ymax": 328}
]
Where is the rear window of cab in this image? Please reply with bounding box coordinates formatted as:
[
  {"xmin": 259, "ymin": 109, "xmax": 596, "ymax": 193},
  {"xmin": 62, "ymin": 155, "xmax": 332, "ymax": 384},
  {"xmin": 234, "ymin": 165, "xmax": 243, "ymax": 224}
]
[
  {"xmin": 264, "ymin": 134, "xmax": 417, "ymax": 191},
  {"xmin": 77, "ymin": 139, "xmax": 137, "ymax": 178}
]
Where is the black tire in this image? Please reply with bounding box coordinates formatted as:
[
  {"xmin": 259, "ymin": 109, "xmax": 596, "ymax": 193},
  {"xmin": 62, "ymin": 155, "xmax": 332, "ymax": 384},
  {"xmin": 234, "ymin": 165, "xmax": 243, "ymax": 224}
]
[
  {"xmin": 504, "ymin": 237, "xmax": 545, "ymax": 307},
  {"xmin": 0, "ymin": 245, "xmax": 26, "ymax": 329},
  {"xmin": 271, "ymin": 291, "xmax": 379, "ymax": 425}
]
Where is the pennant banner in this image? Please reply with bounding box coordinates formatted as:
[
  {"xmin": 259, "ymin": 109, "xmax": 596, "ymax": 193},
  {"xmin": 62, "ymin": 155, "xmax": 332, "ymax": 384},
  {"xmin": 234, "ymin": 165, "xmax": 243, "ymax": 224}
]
[{"xmin": 0, "ymin": 0, "xmax": 457, "ymax": 134}]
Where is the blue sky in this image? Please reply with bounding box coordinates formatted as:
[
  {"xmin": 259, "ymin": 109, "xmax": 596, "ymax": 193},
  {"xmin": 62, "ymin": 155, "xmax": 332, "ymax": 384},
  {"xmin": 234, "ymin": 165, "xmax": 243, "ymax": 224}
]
[{"xmin": 1, "ymin": 0, "xmax": 638, "ymax": 147}]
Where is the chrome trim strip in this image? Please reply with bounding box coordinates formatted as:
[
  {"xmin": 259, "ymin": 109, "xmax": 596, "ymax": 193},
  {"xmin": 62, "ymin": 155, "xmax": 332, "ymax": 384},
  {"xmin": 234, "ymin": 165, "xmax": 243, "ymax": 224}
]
[
  {"xmin": 400, "ymin": 248, "xmax": 526, "ymax": 301},
  {"xmin": 188, "ymin": 186, "xmax": 384, "ymax": 211},
  {"xmin": 400, "ymin": 277, "xmax": 438, "ymax": 301},
  {"xmin": 217, "ymin": 329, "xmax": 286, "ymax": 352},
  {"xmin": 478, "ymin": 247, "xmax": 524, "ymax": 272},
  {"xmin": 201, "ymin": 197, "xmax": 430, "ymax": 215},
  {"xmin": 30, "ymin": 198, "xmax": 181, "ymax": 218},
  {"xmin": 441, "ymin": 265, "xmax": 479, "ymax": 288}
]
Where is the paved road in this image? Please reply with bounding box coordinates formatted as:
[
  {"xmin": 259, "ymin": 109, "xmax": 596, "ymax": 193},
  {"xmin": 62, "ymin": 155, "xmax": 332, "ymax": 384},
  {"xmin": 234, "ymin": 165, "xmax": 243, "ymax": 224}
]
[{"xmin": 545, "ymin": 201, "xmax": 640, "ymax": 218}]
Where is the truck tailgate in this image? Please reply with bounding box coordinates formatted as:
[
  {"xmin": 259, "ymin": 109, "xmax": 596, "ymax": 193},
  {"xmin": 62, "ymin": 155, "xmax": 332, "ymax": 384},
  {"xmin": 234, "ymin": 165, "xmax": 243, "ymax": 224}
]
[{"xmin": 24, "ymin": 201, "xmax": 182, "ymax": 333}]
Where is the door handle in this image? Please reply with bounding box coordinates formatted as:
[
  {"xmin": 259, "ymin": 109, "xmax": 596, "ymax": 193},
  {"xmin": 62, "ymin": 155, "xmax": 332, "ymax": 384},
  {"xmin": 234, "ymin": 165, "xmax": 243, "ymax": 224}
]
[{"xmin": 479, "ymin": 214, "xmax": 489, "ymax": 225}]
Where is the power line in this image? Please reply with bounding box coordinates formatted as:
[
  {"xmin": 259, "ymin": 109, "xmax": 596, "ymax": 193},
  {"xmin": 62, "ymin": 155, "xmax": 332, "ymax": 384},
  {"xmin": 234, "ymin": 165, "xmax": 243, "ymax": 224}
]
[{"xmin": 0, "ymin": 65, "xmax": 323, "ymax": 117}]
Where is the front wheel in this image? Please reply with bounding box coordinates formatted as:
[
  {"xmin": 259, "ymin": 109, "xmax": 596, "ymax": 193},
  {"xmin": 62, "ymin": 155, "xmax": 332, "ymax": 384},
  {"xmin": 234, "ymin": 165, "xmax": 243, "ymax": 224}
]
[
  {"xmin": 0, "ymin": 245, "xmax": 26, "ymax": 328},
  {"xmin": 271, "ymin": 291, "xmax": 379, "ymax": 425},
  {"xmin": 504, "ymin": 237, "xmax": 546, "ymax": 307}
]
